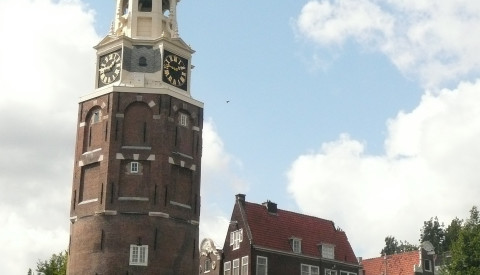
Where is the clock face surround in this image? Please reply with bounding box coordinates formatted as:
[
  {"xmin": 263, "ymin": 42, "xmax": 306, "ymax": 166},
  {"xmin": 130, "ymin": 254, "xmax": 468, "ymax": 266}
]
[
  {"xmin": 163, "ymin": 51, "xmax": 188, "ymax": 90},
  {"xmin": 98, "ymin": 51, "xmax": 122, "ymax": 86}
]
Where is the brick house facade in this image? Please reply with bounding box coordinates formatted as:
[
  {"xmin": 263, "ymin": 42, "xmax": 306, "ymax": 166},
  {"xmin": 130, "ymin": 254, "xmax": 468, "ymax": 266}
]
[{"xmin": 217, "ymin": 194, "xmax": 361, "ymax": 275}]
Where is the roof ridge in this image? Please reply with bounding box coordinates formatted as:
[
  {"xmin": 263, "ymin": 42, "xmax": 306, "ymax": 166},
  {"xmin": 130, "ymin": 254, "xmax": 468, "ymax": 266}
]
[
  {"xmin": 363, "ymin": 250, "xmax": 420, "ymax": 261},
  {"xmin": 244, "ymin": 201, "xmax": 337, "ymax": 229}
]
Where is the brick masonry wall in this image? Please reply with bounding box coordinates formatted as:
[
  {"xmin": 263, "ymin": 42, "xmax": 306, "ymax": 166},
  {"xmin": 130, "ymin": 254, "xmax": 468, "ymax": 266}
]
[{"xmin": 68, "ymin": 91, "xmax": 203, "ymax": 274}]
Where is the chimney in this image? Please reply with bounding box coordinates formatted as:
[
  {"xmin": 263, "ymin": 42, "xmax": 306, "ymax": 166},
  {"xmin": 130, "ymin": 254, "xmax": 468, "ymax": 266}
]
[
  {"xmin": 357, "ymin": 257, "xmax": 363, "ymax": 264},
  {"xmin": 262, "ymin": 200, "xmax": 277, "ymax": 214},
  {"xmin": 236, "ymin": 194, "xmax": 246, "ymax": 204}
]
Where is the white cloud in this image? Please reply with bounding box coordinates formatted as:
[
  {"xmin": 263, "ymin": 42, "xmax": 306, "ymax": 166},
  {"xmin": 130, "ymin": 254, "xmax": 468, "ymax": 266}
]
[
  {"xmin": 297, "ymin": 0, "xmax": 393, "ymax": 46},
  {"xmin": 201, "ymin": 119, "xmax": 249, "ymax": 194},
  {"xmin": 0, "ymin": 0, "xmax": 98, "ymax": 274},
  {"xmin": 200, "ymin": 120, "xmax": 247, "ymax": 247},
  {"xmin": 287, "ymin": 79, "xmax": 480, "ymax": 258},
  {"xmin": 296, "ymin": 0, "xmax": 480, "ymax": 89}
]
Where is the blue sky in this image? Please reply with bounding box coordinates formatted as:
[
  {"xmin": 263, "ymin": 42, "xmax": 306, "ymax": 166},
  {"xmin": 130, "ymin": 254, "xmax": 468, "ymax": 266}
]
[{"xmin": 1, "ymin": 0, "xmax": 480, "ymax": 274}]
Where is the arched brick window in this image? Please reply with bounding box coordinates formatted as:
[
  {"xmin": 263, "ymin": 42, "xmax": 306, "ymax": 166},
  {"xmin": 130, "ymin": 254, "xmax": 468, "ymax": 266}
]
[
  {"xmin": 122, "ymin": 102, "xmax": 153, "ymax": 146},
  {"xmin": 83, "ymin": 107, "xmax": 103, "ymax": 152}
]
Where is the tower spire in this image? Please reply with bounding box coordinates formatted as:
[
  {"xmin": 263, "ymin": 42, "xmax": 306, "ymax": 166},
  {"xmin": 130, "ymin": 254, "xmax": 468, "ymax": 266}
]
[{"xmin": 113, "ymin": 0, "xmax": 180, "ymax": 39}]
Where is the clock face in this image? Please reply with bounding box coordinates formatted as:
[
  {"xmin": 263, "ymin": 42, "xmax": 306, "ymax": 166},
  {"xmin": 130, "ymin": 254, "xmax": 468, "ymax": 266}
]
[
  {"xmin": 98, "ymin": 51, "xmax": 122, "ymax": 86},
  {"xmin": 163, "ymin": 51, "xmax": 188, "ymax": 89}
]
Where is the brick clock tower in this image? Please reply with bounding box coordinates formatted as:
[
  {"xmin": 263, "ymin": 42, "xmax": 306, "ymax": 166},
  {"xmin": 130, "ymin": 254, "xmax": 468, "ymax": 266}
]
[{"xmin": 67, "ymin": 1, "xmax": 203, "ymax": 274}]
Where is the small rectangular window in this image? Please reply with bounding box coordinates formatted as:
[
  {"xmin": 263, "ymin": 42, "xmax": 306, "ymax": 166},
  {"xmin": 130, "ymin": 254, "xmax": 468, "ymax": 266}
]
[
  {"xmin": 233, "ymin": 259, "xmax": 240, "ymax": 275},
  {"xmin": 241, "ymin": 256, "xmax": 248, "ymax": 275},
  {"xmin": 129, "ymin": 245, "xmax": 148, "ymax": 266},
  {"xmin": 301, "ymin": 264, "xmax": 319, "ymax": 275},
  {"xmin": 205, "ymin": 259, "xmax": 211, "ymax": 272},
  {"xmin": 325, "ymin": 269, "xmax": 337, "ymax": 275},
  {"xmin": 256, "ymin": 256, "xmax": 267, "ymax": 275},
  {"xmin": 230, "ymin": 229, "xmax": 243, "ymax": 250},
  {"xmin": 179, "ymin": 113, "xmax": 188, "ymax": 127},
  {"xmin": 131, "ymin": 162, "xmax": 139, "ymax": 173},
  {"xmin": 424, "ymin": 259, "xmax": 432, "ymax": 271},
  {"xmin": 224, "ymin": 261, "xmax": 231, "ymax": 275},
  {"xmin": 339, "ymin": 272, "xmax": 356, "ymax": 275}
]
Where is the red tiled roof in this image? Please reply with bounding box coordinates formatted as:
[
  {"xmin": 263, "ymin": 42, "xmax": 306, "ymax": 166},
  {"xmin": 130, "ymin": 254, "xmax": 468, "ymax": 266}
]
[
  {"xmin": 361, "ymin": 251, "xmax": 420, "ymax": 275},
  {"xmin": 242, "ymin": 201, "xmax": 358, "ymax": 264}
]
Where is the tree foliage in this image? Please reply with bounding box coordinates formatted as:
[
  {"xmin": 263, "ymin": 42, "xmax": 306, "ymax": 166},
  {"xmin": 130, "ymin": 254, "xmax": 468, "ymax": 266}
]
[
  {"xmin": 420, "ymin": 216, "xmax": 445, "ymax": 254},
  {"xmin": 380, "ymin": 235, "xmax": 418, "ymax": 255},
  {"xmin": 447, "ymin": 206, "xmax": 480, "ymax": 275},
  {"xmin": 379, "ymin": 207, "xmax": 476, "ymax": 274},
  {"xmin": 444, "ymin": 217, "xmax": 463, "ymax": 250},
  {"xmin": 34, "ymin": 251, "xmax": 67, "ymax": 275}
]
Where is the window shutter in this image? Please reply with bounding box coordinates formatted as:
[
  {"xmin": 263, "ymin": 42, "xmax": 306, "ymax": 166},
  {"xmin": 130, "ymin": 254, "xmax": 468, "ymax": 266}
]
[
  {"xmin": 230, "ymin": 232, "xmax": 234, "ymax": 245},
  {"xmin": 239, "ymin": 229, "xmax": 243, "ymax": 242}
]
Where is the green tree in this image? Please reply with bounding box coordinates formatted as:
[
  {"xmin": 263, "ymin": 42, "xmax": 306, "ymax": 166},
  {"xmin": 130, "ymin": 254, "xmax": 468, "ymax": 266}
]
[
  {"xmin": 35, "ymin": 251, "xmax": 68, "ymax": 275},
  {"xmin": 398, "ymin": 239, "xmax": 418, "ymax": 253},
  {"xmin": 381, "ymin": 235, "xmax": 399, "ymax": 255},
  {"xmin": 420, "ymin": 216, "xmax": 445, "ymax": 254},
  {"xmin": 27, "ymin": 268, "xmax": 32, "ymax": 275},
  {"xmin": 444, "ymin": 217, "xmax": 463, "ymax": 250},
  {"xmin": 447, "ymin": 206, "xmax": 480, "ymax": 275},
  {"xmin": 380, "ymin": 236, "xmax": 417, "ymax": 255}
]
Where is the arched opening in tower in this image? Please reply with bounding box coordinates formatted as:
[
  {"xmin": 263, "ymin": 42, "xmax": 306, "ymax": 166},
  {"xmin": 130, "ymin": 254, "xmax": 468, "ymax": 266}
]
[
  {"xmin": 139, "ymin": 0, "xmax": 152, "ymax": 12},
  {"xmin": 121, "ymin": 0, "xmax": 129, "ymax": 15},
  {"xmin": 162, "ymin": 0, "xmax": 171, "ymax": 16}
]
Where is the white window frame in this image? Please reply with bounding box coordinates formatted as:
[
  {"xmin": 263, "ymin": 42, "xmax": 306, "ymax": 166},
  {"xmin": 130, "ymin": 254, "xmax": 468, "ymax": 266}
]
[
  {"xmin": 256, "ymin": 256, "xmax": 268, "ymax": 275},
  {"xmin": 233, "ymin": 259, "xmax": 240, "ymax": 275},
  {"xmin": 292, "ymin": 238, "xmax": 302, "ymax": 253},
  {"xmin": 224, "ymin": 261, "xmax": 231, "ymax": 275},
  {"xmin": 131, "ymin": 162, "xmax": 139, "ymax": 173},
  {"xmin": 339, "ymin": 272, "xmax": 356, "ymax": 275},
  {"xmin": 129, "ymin": 245, "xmax": 148, "ymax": 266},
  {"xmin": 325, "ymin": 269, "xmax": 337, "ymax": 275},
  {"xmin": 204, "ymin": 258, "xmax": 211, "ymax": 273},
  {"xmin": 241, "ymin": 256, "xmax": 248, "ymax": 275},
  {"xmin": 424, "ymin": 259, "xmax": 432, "ymax": 271},
  {"xmin": 321, "ymin": 244, "xmax": 335, "ymax": 259},
  {"xmin": 301, "ymin": 264, "xmax": 319, "ymax": 275},
  {"xmin": 179, "ymin": 113, "xmax": 188, "ymax": 127},
  {"xmin": 230, "ymin": 229, "xmax": 243, "ymax": 250}
]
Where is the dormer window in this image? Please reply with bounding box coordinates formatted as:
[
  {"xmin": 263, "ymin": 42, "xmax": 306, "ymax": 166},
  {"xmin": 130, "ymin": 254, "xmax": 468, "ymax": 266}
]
[
  {"xmin": 320, "ymin": 243, "xmax": 335, "ymax": 259},
  {"xmin": 230, "ymin": 229, "xmax": 243, "ymax": 250},
  {"xmin": 290, "ymin": 237, "xmax": 302, "ymax": 253}
]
